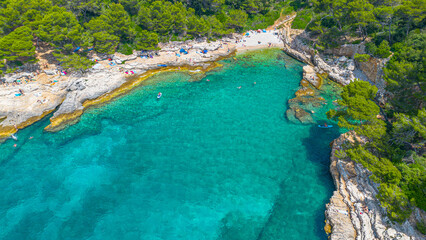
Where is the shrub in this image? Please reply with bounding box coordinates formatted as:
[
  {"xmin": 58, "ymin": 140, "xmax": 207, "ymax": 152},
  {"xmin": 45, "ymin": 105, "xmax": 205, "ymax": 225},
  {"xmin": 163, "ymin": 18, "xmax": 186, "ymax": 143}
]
[
  {"xmin": 354, "ymin": 53, "xmax": 371, "ymax": 62},
  {"xmin": 117, "ymin": 44, "xmax": 133, "ymax": 55},
  {"xmin": 375, "ymin": 40, "xmax": 391, "ymax": 58},
  {"xmin": 417, "ymin": 220, "xmax": 426, "ymax": 235},
  {"xmin": 365, "ymin": 42, "xmax": 377, "ymax": 55},
  {"xmin": 291, "ymin": 9, "xmax": 313, "ymax": 30},
  {"xmin": 378, "ymin": 183, "xmax": 412, "ymax": 223},
  {"xmin": 282, "ymin": 6, "xmax": 294, "ymax": 15}
]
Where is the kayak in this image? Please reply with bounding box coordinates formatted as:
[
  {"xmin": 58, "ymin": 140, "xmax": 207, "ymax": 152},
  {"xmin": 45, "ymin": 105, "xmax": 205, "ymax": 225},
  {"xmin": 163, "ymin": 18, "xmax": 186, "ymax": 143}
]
[
  {"xmin": 318, "ymin": 125, "xmax": 333, "ymax": 128},
  {"xmin": 11, "ymin": 134, "xmax": 17, "ymax": 140},
  {"xmin": 157, "ymin": 93, "xmax": 162, "ymax": 99}
]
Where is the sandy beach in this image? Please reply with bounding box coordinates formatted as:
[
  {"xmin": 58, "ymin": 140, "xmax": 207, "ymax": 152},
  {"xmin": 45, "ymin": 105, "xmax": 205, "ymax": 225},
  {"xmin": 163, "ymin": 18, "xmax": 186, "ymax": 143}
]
[{"xmin": 236, "ymin": 30, "xmax": 283, "ymax": 52}]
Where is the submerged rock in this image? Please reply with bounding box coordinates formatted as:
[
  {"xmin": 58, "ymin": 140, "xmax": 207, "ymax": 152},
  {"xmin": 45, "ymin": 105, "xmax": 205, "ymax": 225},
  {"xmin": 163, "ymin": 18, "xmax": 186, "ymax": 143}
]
[
  {"xmin": 285, "ymin": 108, "xmax": 298, "ymax": 123},
  {"xmin": 286, "ymin": 104, "xmax": 314, "ymax": 124},
  {"xmin": 295, "ymin": 87, "xmax": 315, "ymax": 97},
  {"xmin": 294, "ymin": 107, "xmax": 314, "ymax": 123}
]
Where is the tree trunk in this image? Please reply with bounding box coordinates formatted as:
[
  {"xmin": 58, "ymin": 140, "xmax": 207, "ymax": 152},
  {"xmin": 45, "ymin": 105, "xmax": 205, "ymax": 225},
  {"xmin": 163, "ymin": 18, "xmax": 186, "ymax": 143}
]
[
  {"xmin": 406, "ymin": 20, "xmax": 410, "ymax": 36},
  {"xmin": 362, "ymin": 26, "xmax": 367, "ymax": 41},
  {"xmin": 331, "ymin": 9, "xmax": 343, "ymax": 31},
  {"xmin": 388, "ymin": 17, "xmax": 392, "ymax": 43}
]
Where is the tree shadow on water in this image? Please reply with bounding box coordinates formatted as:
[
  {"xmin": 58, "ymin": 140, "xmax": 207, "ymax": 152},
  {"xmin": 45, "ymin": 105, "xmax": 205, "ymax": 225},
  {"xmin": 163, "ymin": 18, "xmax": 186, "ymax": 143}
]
[{"xmin": 301, "ymin": 125, "xmax": 341, "ymax": 239}]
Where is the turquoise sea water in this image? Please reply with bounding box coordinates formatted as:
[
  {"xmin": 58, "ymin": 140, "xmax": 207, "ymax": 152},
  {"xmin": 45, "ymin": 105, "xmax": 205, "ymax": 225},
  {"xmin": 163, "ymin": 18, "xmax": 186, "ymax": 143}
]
[{"xmin": 0, "ymin": 49, "xmax": 341, "ymax": 240}]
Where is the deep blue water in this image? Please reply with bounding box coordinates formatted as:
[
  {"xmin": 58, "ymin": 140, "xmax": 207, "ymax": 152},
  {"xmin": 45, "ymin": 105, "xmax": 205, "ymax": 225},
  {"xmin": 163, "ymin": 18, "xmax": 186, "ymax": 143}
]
[{"xmin": 0, "ymin": 49, "xmax": 340, "ymax": 240}]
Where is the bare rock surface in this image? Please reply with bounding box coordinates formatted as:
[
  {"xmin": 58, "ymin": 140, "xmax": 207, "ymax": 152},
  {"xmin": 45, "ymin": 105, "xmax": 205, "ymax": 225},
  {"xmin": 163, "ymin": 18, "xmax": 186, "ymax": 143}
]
[
  {"xmin": 303, "ymin": 65, "xmax": 321, "ymax": 88},
  {"xmin": 356, "ymin": 57, "xmax": 389, "ymax": 93},
  {"xmin": 313, "ymin": 55, "xmax": 355, "ymax": 85},
  {"xmin": 0, "ymin": 82, "xmax": 67, "ymax": 126},
  {"xmin": 51, "ymin": 69, "xmax": 128, "ymax": 118},
  {"xmin": 323, "ymin": 44, "xmax": 366, "ymax": 58}
]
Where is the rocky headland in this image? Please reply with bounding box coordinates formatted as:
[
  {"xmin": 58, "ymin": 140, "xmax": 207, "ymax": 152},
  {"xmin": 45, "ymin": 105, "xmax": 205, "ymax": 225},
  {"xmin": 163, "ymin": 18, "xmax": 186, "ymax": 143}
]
[
  {"xmin": 280, "ymin": 19, "xmax": 425, "ymax": 240},
  {"xmin": 325, "ymin": 132, "xmax": 425, "ymax": 240}
]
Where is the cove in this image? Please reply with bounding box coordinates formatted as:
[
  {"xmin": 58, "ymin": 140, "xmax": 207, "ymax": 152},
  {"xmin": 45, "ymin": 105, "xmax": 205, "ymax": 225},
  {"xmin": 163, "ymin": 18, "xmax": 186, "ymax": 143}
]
[{"xmin": 0, "ymin": 49, "xmax": 341, "ymax": 240}]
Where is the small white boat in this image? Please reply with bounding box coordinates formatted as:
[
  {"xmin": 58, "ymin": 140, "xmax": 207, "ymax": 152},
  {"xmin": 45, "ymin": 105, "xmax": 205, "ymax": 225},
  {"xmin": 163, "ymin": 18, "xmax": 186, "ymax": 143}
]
[
  {"xmin": 157, "ymin": 92, "xmax": 162, "ymax": 99},
  {"xmin": 11, "ymin": 134, "xmax": 17, "ymax": 140}
]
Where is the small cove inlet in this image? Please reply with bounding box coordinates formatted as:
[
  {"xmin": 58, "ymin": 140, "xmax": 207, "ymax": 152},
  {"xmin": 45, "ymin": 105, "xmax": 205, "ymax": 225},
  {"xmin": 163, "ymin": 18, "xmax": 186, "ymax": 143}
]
[{"xmin": 0, "ymin": 49, "xmax": 341, "ymax": 240}]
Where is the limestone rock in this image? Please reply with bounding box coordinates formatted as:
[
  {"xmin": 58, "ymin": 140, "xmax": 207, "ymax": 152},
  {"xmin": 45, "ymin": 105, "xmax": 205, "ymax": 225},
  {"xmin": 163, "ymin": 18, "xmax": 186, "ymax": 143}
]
[
  {"xmin": 325, "ymin": 133, "xmax": 425, "ymax": 240},
  {"xmin": 338, "ymin": 56, "xmax": 348, "ymax": 62},
  {"xmin": 356, "ymin": 57, "xmax": 388, "ymax": 93},
  {"xmin": 92, "ymin": 63, "xmax": 104, "ymax": 70},
  {"xmin": 68, "ymin": 80, "xmax": 86, "ymax": 91},
  {"xmin": 323, "ymin": 44, "xmax": 366, "ymax": 58},
  {"xmin": 295, "ymin": 87, "xmax": 315, "ymax": 97},
  {"xmin": 303, "ymin": 65, "xmax": 322, "ymax": 88},
  {"xmin": 44, "ymin": 69, "xmax": 57, "ymax": 75},
  {"xmin": 300, "ymin": 79, "xmax": 310, "ymax": 87},
  {"xmin": 347, "ymin": 60, "xmax": 355, "ymax": 71},
  {"xmin": 314, "ymin": 55, "xmax": 355, "ymax": 85}
]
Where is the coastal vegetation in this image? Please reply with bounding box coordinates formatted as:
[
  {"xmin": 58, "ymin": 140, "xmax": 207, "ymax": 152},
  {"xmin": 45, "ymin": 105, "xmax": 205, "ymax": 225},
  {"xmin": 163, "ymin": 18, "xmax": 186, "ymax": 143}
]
[
  {"xmin": 0, "ymin": 0, "xmax": 289, "ymax": 74},
  {"xmin": 329, "ymin": 79, "xmax": 425, "ymax": 223},
  {"xmin": 328, "ymin": 66, "xmax": 425, "ymax": 224},
  {"xmin": 297, "ymin": 0, "xmax": 425, "ymax": 225}
]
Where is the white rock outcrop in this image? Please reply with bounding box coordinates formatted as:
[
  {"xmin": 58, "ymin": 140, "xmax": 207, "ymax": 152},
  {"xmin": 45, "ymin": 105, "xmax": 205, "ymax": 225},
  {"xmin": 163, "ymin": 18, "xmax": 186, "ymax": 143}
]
[{"xmin": 325, "ymin": 133, "xmax": 425, "ymax": 240}]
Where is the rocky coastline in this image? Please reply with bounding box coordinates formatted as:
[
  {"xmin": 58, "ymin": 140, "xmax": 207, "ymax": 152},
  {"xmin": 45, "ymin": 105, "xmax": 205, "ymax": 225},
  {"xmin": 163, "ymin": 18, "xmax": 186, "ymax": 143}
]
[
  {"xmin": 1, "ymin": 19, "xmax": 423, "ymax": 239},
  {"xmin": 0, "ymin": 38, "xmax": 239, "ymax": 140},
  {"xmin": 325, "ymin": 132, "xmax": 425, "ymax": 240},
  {"xmin": 281, "ymin": 24, "xmax": 425, "ymax": 240},
  {"xmin": 0, "ymin": 28, "xmax": 284, "ymax": 141}
]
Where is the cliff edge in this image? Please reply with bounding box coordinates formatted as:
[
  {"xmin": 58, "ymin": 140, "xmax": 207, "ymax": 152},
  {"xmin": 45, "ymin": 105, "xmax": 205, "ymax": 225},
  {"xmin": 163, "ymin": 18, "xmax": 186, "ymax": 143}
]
[{"xmin": 325, "ymin": 132, "xmax": 425, "ymax": 240}]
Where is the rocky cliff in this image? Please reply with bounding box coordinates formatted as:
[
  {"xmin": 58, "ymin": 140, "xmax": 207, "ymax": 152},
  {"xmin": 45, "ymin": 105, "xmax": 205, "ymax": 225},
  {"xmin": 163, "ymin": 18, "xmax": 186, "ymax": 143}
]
[
  {"xmin": 280, "ymin": 23, "xmax": 425, "ymax": 239},
  {"xmin": 325, "ymin": 132, "xmax": 425, "ymax": 240},
  {"xmin": 355, "ymin": 57, "xmax": 389, "ymax": 94},
  {"xmin": 281, "ymin": 32, "xmax": 356, "ymax": 86}
]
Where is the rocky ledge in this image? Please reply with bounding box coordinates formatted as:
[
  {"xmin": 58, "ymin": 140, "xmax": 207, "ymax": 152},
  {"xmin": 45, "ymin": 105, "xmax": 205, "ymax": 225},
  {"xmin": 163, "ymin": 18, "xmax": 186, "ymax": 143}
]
[{"xmin": 325, "ymin": 132, "xmax": 425, "ymax": 240}]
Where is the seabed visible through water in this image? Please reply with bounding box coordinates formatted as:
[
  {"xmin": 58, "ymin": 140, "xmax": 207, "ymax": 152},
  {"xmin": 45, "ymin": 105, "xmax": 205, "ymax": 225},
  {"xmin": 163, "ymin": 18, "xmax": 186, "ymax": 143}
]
[{"xmin": 0, "ymin": 49, "xmax": 342, "ymax": 240}]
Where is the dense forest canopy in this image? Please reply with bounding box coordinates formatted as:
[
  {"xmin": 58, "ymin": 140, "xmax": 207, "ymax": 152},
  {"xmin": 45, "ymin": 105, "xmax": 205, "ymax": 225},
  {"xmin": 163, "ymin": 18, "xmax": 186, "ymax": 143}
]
[{"xmin": 0, "ymin": 0, "xmax": 292, "ymax": 73}]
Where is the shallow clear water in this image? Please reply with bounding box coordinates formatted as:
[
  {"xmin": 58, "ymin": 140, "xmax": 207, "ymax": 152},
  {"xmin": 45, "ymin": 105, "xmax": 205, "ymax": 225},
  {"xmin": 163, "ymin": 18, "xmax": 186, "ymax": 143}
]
[{"xmin": 0, "ymin": 49, "xmax": 341, "ymax": 240}]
